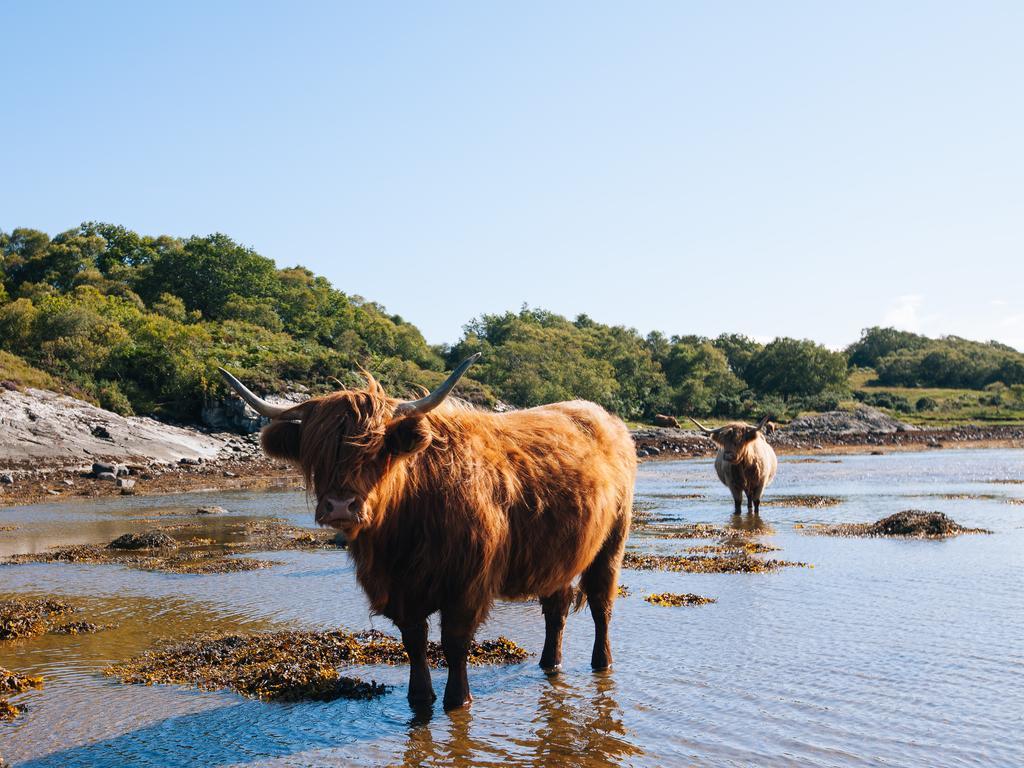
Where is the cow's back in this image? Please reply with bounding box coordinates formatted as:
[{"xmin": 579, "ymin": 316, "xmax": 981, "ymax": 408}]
[{"xmin": 489, "ymin": 401, "xmax": 635, "ymax": 599}]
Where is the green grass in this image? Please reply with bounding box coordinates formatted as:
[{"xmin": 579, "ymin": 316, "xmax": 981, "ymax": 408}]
[
  {"xmin": 848, "ymin": 369, "xmax": 1024, "ymax": 426},
  {"xmin": 0, "ymin": 350, "xmax": 60, "ymax": 391}
]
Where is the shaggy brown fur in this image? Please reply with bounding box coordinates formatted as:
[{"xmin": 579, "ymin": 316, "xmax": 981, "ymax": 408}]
[
  {"xmin": 260, "ymin": 375, "xmax": 636, "ymax": 711},
  {"xmin": 707, "ymin": 418, "xmax": 778, "ymax": 515}
]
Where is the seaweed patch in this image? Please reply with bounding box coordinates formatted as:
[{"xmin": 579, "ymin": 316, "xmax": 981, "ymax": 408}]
[
  {"xmin": 623, "ymin": 551, "xmax": 809, "ymax": 573},
  {"xmin": 644, "ymin": 593, "xmax": 716, "ymax": 607},
  {"xmin": 0, "ymin": 598, "xmax": 75, "ymax": 640},
  {"xmin": 800, "ymin": 510, "xmax": 991, "ymax": 538},
  {"xmin": 105, "ymin": 629, "xmax": 530, "ymax": 703},
  {"xmin": 0, "ymin": 666, "xmax": 44, "ymax": 723},
  {"xmin": 3, "ymin": 522, "xmax": 339, "ymax": 575},
  {"xmin": 762, "ymin": 495, "xmax": 843, "ymax": 508}
]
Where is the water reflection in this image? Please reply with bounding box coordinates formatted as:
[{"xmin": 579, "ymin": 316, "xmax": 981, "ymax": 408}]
[
  {"xmin": 524, "ymin": 674, "xmax": 640, "ymax": 768},
  {"xmin": 727, "ymin": 515, "xmax": 775, "ymax": 535},
  {"xmin": 395, "ymin": 674, "xmax": 641, "ymax": 768}
]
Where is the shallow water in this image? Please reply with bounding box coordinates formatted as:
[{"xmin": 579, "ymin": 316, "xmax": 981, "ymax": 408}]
[{"xmin": 2, "ymin": 448, "xmax": 1023, "ymax": 767}]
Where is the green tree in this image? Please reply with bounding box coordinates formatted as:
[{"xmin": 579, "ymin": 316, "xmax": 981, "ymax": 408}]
[
  {"xmin": 746, "ymin": 338, "xmax": 848, "ymax": 399},
  {"xmin": 846, "ymin": 326, "xmax": 928, "ymax": 369},
  {"xmin": 139, "ymin": 233, "xmax": 278, "ymax": 319}
]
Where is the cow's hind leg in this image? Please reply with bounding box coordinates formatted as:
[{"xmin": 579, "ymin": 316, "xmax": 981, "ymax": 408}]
[
  {"xmin": 400, "ymin": 619, "xmax": 435, "ymax": 707},
  {"xmin": 580, "ymin": 512, "xmax": 629, "ymax": 671},
  {"xmin": 440, "ymin": 606, "xmax": 480, "ymax": 711},
  {"xmin": 539, "ymin": 585, "xmax": 574, "ymax": 672}
]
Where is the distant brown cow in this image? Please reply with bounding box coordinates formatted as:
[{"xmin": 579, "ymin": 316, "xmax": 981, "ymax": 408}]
[
  {"xmin": 220, "ymin": 356, "xmax": 636, "ymax": 711},
  {"xmin": 690, "ymin": 416, "xmax": 778, "ymax": 515},
  {"xmin": 653, "ymin": 414, "xmax": 680, "ymax": 428}
]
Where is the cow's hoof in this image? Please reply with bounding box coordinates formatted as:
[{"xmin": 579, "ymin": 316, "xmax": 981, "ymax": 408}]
[
  {"xmin": 442, "ymin": 692, "xmax": 473, "ymax": 711},
  {"xmin": 539, "ymin": 657, "xmax": 562, "ymax": 673},
  {"xmin": 408, "ymin": 691, "xmax": 436, "ymax": 706}
]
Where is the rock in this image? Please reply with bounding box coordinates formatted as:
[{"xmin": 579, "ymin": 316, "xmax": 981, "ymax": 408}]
[
  {"xmin": 92, "ymin": 461, "xmax": 116, "ymax": 477},
  {"xmin": 179, "ymin": 457, "xmax": 201, "ymax": 466},
  {"xmin": 114, "ymin": 464, "xmax": 130, "ymax": 477},
  {"xmin": 46, "ymin": 489, "xmax": 60, "ymax": 496},
  {"xmin": 116, "ymin": 477, "xmax": 135, "ymax": 490},
  {"xmin": 108, "ymin": 531, "xmax": 177, "ymax": 550},
  {"xmin": 867, "ymin": 511, "xmax": 965, "ymax": 537},
  {"xmin": 90, "ymin": 424, "xmax": 113, "ymax": 440},
  {"xmin": 95, "ymin": 472, "xmax": 117, "ymax": 482},
  {"xmin": 222, "ymin": 471, "xmax": 238, "ymax": 478},
  {"xmin": 786, "ymin": 406, "xmax": 916, "ymax": 436},
  {"xmin": 0, "ymin": 387, "xmax": 225, "ymax": 465},
  {"xmin": 0, "ymin": 474, "xmax": 13, "ymax": 485},
  {"xmin": 62, "ymin": 479, "xmax": 75, "ymax": 487},
  {"xmin": 196, "ymin": 506, "xmax": 228, "ymax": 515}
]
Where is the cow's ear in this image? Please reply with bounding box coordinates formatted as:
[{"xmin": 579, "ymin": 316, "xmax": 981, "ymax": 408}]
[
  {"xmin": 261, "ymin": 421, "xmax": 301, "ymax": 461},
  {"xmin": 384, "ymin": 416, "xmax": 433, "ymax": 457}
]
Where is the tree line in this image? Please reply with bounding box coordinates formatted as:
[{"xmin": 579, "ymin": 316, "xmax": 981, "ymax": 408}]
[{"xmin": 2, "ymin": 224, "xmax": 1022, "ymax": 423}]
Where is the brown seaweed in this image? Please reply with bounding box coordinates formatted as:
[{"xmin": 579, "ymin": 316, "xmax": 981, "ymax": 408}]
[
  {"xmin": 105, "ymin": 629, "xmax": 529, "ymax": 703},
  {"xmin": 644, "ymin": 592, "xmax": 716, "ymax": 607},
  {"xmin": 623, "ymin": 551, "xmax": 809, "ymax": 573},
  {"xmin": 0, "ymin": 598, "xmax": 75, "ymax": 640}
]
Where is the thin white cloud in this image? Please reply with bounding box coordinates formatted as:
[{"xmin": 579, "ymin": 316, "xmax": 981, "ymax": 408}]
[{"xmin": 882, "ymin": 294, "xmax": 925, "ymax": 332}]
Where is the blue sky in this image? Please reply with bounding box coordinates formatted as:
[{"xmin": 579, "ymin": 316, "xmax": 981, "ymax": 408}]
[{"xmin": 2, "ymin": 1, "xmax": 1022, "ymax": 350}]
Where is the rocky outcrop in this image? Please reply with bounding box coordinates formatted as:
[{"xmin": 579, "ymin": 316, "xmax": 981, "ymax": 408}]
[
  {"xmin": 0, "ymin": 388, "xmax": 225, "ymax": 465},
  {"xmin": 785, "ymin": 406, "xmax": 916, "ymax": 435}
]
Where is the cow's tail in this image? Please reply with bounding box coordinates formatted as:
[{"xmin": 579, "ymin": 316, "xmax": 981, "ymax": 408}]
[{"xmin": 572, "ymin": 585, "xmax": 588, "ymax": 612}]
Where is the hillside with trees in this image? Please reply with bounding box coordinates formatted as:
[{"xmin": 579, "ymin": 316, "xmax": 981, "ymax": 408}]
[{"xmin": 2, "ymin": 224, "xmax": 1022, "ymax": 426}]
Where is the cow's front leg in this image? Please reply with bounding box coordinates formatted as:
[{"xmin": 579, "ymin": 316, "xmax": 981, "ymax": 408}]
[
  {"xmin": 400, "ymin": 620, "xmax": 435, "ymax": 707},
  {"xmin": 731, "ymin": 486, "xmax": 743, "ymax": 515},
  {"xmin": 440, "ymin": 608, "xmax": 477, "ymax": 711},
  {"xmin": 539, "ymin": 585, "xmax": 573, "ymax": 671}
]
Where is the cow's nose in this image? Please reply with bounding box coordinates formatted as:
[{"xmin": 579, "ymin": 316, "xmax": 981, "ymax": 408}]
[{"xmin": 317, "ymin": 494, "xmax": 361, "ymax": 527}]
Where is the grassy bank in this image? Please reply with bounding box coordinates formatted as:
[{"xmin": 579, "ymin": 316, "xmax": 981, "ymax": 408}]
[{"xmin": 847, "ymin": 369, "xmax": 1024, "ymax": 426}]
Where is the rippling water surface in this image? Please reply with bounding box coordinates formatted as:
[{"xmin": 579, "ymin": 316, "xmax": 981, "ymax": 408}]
[{"xmin": 2, "ymin": 448, "xmax": 1023, "ymax": 767}]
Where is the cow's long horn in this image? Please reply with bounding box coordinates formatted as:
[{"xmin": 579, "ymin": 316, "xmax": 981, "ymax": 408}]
[
  {"xmin": 755, "ymin": 415, "xmax": 771, "ymax": 431},
  {"xmin": 218, "ymin": 368, "xmax": 293, "ymax": 420},
  {"xmin": 689, "ymin": 417, "xmax": 716, "ymax": 434},
  {"xmin": 393, "ymin": 353, "xmax": 481, "ymax": 418}
]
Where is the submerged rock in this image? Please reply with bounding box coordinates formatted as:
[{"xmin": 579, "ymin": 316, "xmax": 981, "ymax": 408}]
[
  {"xmin": 108, "ymin": 531, "xmax": 178, "ymax": 550},
  {"xmin": 196, "ymin": 505, "xmax": 228, "ymax": 515},
  {"xmin": 802, "ymin": 510, "xmax": 992, "ymax": 538}
]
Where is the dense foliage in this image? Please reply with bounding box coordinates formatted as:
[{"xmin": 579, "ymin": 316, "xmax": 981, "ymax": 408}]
[
  {"xmin": 0, "ymin": 224, "xmax": 446, "ymax": 418},
  {"xmin": 847, "ymin": 327, "xmax": 1024, "ymax": 389},
  {"xmin": 3, "ymin": 224, "xmax": 1020, "ymax": 425},
  {"xmin": 448, "ymin": 307, "xmax": 849, "ymax": 419}
]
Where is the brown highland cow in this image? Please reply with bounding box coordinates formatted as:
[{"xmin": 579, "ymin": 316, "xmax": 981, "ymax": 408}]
[
  {"xmin": 690, "ymin": 416, "xmax": 778, "ymax": 515},
  {"xmin": 220, "ymin": 355, "xmax": 636, "ymax": 711}
]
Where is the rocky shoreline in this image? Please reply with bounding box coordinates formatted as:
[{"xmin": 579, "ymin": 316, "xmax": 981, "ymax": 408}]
[
  {"xmin": 633, "ymin": 423, "xmax": 1024, "ymax": 460},
  {"xmin": 2, "ymin": 389, "xmax": 1022, "ymax": 508}
]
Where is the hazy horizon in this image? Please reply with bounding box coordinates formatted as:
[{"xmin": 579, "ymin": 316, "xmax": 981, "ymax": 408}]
[{"xmin": 3, "ymin": 2, "xmax": 1022, "ymax": 351}]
